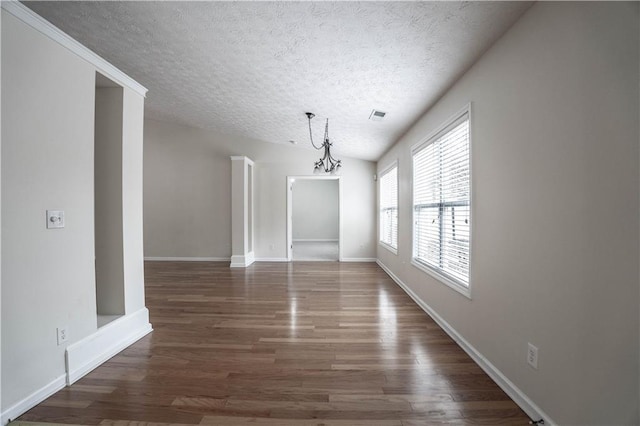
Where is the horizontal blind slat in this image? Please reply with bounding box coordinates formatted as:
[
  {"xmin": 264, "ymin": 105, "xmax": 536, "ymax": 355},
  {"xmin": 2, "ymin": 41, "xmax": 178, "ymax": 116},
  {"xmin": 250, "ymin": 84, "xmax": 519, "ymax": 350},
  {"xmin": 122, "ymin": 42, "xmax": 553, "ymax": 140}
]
[
  {"xmin": 412, "ymin": 114, "xmax": 470, "ymax": 287},
  {"xmin": 380, "ymin": 166, "xmax": 398, "ymax": 249}
]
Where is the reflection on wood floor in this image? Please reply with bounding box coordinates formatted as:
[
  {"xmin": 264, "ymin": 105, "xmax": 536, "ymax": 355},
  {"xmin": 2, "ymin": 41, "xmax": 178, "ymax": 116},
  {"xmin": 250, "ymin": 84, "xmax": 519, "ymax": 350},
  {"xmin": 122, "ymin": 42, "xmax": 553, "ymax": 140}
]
[
  {"xmin": 18, "ymin": 261, "xmax": 530, "ymax": 425},
  {"xmin": 292, "ymin": 241, "xmax": 339, "ymax": 261}
]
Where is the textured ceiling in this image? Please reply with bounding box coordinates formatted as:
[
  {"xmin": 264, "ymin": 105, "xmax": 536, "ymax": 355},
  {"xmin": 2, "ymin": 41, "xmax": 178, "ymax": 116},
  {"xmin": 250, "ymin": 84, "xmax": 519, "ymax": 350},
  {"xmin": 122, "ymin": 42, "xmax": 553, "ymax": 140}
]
[{"xmin": 25, "ymin": 1, "xmax": 532, "ymax": 161}]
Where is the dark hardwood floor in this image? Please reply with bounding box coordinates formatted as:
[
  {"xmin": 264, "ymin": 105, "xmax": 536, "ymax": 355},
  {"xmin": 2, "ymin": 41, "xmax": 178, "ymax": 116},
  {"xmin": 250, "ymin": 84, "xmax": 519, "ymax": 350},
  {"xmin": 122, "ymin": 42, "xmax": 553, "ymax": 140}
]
[{"xmin": 18, "ymin": 261, "xmax": 530, "ymax": 425}]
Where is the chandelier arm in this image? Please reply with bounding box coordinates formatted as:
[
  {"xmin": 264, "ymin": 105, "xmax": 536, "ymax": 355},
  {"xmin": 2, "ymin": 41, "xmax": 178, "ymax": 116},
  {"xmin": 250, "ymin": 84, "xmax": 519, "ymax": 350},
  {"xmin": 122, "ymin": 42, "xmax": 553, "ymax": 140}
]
[
  {"xmin": 308, "ymin": 117, "xmax": 324, "ymax": 150},
  {"xmin": 319, "ymin": 146, "xmax": 332, "ymax": 172},
  {"xmin": 326, "ymin": 147, "xmax": 340, "ymax": 164},
  {"xmin": 324, "ymin": 121, "xmax": 340, "ymax": 163},
  {"xmin": 322, "ymin": 146, "xmax": 330, "ymax": 171}
]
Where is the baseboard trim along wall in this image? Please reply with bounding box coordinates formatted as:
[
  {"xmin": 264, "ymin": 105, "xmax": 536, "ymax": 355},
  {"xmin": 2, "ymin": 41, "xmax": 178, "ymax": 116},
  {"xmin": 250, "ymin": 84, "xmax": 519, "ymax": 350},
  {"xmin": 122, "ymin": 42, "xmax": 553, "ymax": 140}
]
[
  {"xmin": 255, "ymin": 257, "xmax": 289, "ymax": 262},
  {"xmin": 230, "ymin": 252, "xmax": 255, "ymax": 268},
  {"xmin": 66, "ymin": 307, "xmax": 152, "ymax": 385},
  {"xmin": 144, "ymin": 257, "xmax": 376, "ymax": 263},
  {"xmin": 292, "ymin": 239, "xmax": 339, "ymax": 242},
  {"xmin": 341, "ymin": 258, "xmax": 377, "ymax": 262},
  {"xmin": 375, "ymin": 259, "xmax": 557, "ymax": 426},
  {"xmin": 1, "ymin": 374, "xmax": 66, "ymax": 425},
  {"xmin": 257, "ymin": 258, "xmax": 376, "ymax": 263},
  {"xmin": 144, "ymin": 256, "xmax": 230, "ymax": 262}
]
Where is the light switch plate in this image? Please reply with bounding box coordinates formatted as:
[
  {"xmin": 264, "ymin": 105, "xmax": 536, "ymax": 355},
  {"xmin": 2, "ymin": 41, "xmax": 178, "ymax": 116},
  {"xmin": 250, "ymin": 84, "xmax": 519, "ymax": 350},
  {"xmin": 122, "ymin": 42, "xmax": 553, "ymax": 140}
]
[{"xmin": 46, "ymin": 210, "xmax": 65, "ymax": 229}]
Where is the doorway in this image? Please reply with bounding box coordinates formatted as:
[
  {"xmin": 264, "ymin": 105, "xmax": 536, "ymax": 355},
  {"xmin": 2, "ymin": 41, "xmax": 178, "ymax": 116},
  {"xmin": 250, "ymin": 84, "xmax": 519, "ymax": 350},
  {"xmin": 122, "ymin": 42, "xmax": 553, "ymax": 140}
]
[{"xmin": 287, "ymin": 176, "xmax": 342, "ymax": 261}]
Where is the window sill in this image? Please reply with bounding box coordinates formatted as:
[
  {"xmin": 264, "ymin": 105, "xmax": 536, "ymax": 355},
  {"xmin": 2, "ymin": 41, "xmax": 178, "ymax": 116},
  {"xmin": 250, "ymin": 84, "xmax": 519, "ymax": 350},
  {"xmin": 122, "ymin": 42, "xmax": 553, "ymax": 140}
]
[
  {"xmin": 410, "ymin": 259, "xmax": 471, "ymax": 300},
  {"xmin": 379, "ymin": 242, "xmax": 398, "ymax": 255}
]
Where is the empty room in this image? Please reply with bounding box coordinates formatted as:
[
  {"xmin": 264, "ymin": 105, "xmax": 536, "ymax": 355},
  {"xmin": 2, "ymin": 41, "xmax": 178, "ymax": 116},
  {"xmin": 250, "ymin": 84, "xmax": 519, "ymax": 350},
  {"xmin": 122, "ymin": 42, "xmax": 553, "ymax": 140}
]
[{"xmin": 1, "ymin": 1, "xmax": 639, "ymax": 425}]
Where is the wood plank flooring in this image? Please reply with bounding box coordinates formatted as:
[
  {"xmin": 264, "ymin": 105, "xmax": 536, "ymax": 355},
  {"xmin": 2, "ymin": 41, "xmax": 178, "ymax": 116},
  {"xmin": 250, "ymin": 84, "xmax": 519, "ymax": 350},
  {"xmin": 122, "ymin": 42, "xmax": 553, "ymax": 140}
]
[{"xmin": 18, "ymin": 261, "xmax": 530, "ymax": 425}]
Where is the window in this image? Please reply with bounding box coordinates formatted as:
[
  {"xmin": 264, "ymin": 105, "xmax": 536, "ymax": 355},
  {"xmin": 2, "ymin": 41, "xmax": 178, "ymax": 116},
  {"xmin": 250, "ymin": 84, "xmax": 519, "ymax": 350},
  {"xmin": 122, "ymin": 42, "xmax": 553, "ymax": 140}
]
[
  {"xmin": 379, "ymin": 163, "xmax": 398, "ymax": 252},
  {"xmin": 412, "ymin": 108, "xmax": 471, "ymax": 291}
]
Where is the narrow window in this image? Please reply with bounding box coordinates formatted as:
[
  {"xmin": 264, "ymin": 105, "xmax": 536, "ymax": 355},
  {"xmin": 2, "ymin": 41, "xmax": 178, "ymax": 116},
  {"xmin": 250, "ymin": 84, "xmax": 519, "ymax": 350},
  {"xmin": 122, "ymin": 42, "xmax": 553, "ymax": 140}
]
[
  {"xmin": 413, "ymin": 108, "xmax": 471, "ymax": 290},
  {"xmin": 379, "ymin": 163, "xmax": 398, "ymax": 252}
]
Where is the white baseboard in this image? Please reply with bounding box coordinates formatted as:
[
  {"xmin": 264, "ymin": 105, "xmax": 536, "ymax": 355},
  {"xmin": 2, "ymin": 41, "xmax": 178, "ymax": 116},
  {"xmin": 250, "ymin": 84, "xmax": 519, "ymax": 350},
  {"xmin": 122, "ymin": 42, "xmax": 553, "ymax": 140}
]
[
  {"xmin": 66, "ymin": 307, "xmax": 152, "ymax": 385},
  {"xmin": 293, "ymin": 259, "xmax": 339, "ymax": 262},
  {"xmin": 230, "ymin": 252, "xmax": 255, "ymax": 268},
  {"xmin": 144, "ymin": 256, "xmax": 229, "ymax": 262},
  {"xmin": 244, "ymin": 258, "xmax": 376, "ymax": 263},
  {"xmin": 340, "ymin": 258, "xmax": 377, "ymax": 262},
  {"xmin": 1, "ymin": 374, "xmax": 66, "ymax": 425},
  {"xmin": 293, "ymin": 239, "xmax": 339, "ymax": 242},
  {"xmin": 144, "ymin": 256, "xmax": 375, "ymax": 263},
  {"xmin": 375, "ymin": 259, "xmax": 556, "ymax": 426}
]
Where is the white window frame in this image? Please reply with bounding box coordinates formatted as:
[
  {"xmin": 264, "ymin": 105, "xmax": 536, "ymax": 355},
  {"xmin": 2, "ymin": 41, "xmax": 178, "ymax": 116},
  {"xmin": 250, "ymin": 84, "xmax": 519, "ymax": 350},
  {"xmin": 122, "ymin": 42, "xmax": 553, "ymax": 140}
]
[
  {"xmin": 378, "ymin": 161, "xmax": 399, "ymax": 254},
  {"xmin": 411, "ymin": 104, "xmax": 472, "ymax": 299}
]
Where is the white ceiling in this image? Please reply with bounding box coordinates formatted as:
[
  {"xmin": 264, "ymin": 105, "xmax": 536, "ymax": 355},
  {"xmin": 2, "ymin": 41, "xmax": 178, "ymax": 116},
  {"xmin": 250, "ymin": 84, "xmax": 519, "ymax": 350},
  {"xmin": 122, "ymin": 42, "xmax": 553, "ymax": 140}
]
[{"xmin": 25, "ymin": 1, "xmax": 532, "ymax": 161}]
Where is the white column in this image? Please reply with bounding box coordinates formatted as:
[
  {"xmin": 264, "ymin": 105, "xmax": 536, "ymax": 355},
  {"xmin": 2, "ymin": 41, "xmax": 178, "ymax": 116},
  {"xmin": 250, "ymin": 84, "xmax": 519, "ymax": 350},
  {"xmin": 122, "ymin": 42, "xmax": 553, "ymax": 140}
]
[
  {"xmin": 121, "ymin": 88, "xmax": 146, "ymax": 314},
  {"xmin": 230, "ymin": 156, "xmax": 255, "ymax": 267}
]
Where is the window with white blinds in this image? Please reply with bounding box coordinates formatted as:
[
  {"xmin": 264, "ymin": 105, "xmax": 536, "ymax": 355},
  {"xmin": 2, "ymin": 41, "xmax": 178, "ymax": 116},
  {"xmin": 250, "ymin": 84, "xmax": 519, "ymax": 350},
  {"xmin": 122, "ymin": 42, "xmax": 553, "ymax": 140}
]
[
  {"xmin": 379, "ymin": 164, "xmax": 398, "ymax": 252},
  {"xmin": 413, "ymin": 109, "xmax": 470, "ymax": 289}
]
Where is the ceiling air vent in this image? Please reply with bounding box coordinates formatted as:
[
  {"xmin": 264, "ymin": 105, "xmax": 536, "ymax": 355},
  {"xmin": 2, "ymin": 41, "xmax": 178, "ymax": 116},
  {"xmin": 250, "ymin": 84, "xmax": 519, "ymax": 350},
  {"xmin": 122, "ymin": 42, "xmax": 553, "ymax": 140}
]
[{"xmin": 369, "ymin": 110, "xmax": 386, "ymax": 121}]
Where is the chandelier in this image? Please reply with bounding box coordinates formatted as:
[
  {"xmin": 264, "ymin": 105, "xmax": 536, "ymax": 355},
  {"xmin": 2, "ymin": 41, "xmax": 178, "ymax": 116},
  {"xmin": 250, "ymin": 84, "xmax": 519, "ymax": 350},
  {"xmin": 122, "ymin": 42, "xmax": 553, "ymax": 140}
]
[{"xmin": 305, "ymin": 112, "xmax": 342, "ymax": 174}]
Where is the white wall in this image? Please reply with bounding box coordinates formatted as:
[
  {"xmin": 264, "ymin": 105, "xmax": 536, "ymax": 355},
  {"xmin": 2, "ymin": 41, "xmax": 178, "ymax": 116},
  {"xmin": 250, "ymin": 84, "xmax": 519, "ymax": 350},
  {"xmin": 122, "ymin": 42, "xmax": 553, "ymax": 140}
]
[
  {"xmin": 2, "ymin": 10, "xmax": 97, "ymax": 409},
  {"xmin": 1, "ymin": 6, "xmax": 148, "ymax": 420},
  {"xmin": 95, "ymin": 87, "xmax": 125, "ymax": 316},
  {"xmin": 377, "ymin": 3, "xmax": 639, "ymax": 425},
  {"xmin": 143, "ymin": 120, "xmax": 232, "ymax": 259},
  {"xmin": 1, "ymin": 7, "xmax": 4, "ymax": 413},
  {"xmin": 292, "ymin": 179, "xmax": 339, "ymax": 241},
  {"xmin": 144, "ymin": 119, "xmax": 376, "ymax": 261}
]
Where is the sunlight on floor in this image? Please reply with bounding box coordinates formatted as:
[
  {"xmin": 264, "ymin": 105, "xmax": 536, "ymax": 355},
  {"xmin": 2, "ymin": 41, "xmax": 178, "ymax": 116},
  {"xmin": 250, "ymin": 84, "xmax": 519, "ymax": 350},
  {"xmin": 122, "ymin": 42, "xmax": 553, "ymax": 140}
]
[{"xmin": 292, "ymin": 241, "xmax": 338, "ymax": 261}]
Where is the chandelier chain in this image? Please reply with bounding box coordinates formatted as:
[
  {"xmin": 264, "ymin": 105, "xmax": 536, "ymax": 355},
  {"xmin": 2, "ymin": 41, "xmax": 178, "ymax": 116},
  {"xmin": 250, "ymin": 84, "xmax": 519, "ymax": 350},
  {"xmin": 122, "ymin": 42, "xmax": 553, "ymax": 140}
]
[{"xmin": 307, "ymin": 117, "xmax": 323, "ymax": 150}]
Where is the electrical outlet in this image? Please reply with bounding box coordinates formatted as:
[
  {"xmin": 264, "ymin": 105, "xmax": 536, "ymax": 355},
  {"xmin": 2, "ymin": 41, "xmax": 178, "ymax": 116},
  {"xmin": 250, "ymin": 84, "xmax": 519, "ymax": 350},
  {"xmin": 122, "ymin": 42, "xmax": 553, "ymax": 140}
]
[
  {"xmin": 57, "ymin": 326, "xmax": 68, "ymax": 345},
  {"xmin": 46, "ymin": 210, "xmax": 65, "ymax": 229},
  {"xmin": 527, "ymin": 342, "xmax": 538, "ymax": 369}
]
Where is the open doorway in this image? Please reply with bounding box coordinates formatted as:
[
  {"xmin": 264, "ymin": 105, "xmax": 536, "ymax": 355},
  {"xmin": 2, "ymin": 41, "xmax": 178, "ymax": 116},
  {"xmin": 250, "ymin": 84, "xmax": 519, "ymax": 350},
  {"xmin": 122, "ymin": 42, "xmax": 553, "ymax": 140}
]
[{"xmin": 287, "ymin": 176, "xmax": 342, "ymax": 261}]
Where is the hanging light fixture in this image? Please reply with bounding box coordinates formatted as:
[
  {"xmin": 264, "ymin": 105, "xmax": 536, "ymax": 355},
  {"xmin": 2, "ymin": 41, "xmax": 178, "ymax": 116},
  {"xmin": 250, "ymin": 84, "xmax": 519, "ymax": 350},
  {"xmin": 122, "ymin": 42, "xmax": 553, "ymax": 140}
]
[{"xmin": 305, "ymin": 112, "xmax": 342, "ymax": 174}]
